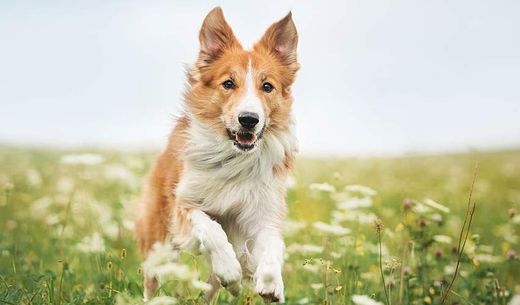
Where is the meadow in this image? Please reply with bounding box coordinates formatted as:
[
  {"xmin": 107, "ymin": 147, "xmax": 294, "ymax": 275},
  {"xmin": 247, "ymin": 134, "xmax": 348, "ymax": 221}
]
[{"xmin": 1, "ymin": 146, "xmax": 519, "ymax": 305}]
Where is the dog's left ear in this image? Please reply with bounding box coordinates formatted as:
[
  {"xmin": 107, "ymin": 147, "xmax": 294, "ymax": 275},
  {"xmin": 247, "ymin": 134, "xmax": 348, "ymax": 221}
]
[{"xmin": 256, "ymin": 12, "xmax": 298, "ymax": 66}]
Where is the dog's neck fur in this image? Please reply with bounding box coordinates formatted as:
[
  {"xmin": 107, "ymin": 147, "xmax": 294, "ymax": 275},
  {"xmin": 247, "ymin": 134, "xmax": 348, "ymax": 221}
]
[
  {"xmin": 175, "ymin": 115, "xmax": 297, "ymax": 220},
  {"xmin": 183, "ymin": 115, "xmax": 297, "ymax": 179}
]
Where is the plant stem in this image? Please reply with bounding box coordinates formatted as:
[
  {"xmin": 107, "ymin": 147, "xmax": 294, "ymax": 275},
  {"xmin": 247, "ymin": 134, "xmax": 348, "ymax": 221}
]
[
  {"xmin": 441, "ymin": 162, "xmax": 479, "ymax": 304},
  {"xmin": 378, "ymin": 234, "xmax": 391, "ymax": 305}
]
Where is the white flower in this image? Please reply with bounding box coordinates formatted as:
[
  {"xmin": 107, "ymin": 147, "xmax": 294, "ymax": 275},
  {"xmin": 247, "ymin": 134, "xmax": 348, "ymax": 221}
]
[
  {"xmin": 191, "ymin": 279, "xmax": 212, "ymax": 291},
  {"xmin": 479, "ymin": 245, "xmax": 494, "ymax": 253},
  {"xmin": 102, "ymin": 221, "xmax": 120, "ymax": 240},
  {"xmin": 71, "ymin": 198, "xmax": 118, "ymax": 238},
  {"xmin": 26, "ymin": 169, "xmax": 42, "ymax": 186},
  {"xmin": 141, "ymin": 243, "xmax": 199, "ymax": 283},
  {"xmin": 104, "ymin": 164, "xmax": 137, "ymax": 186},
  {"xmin": 115, "ymin": 292, "xmax": 142, "ymax": 305},
  {"xmin": 310, "ymin": 283, "xmax": 324, "ymax": 290},
  {"xmin": 433, "ymin": 235, "xmax": 453, "ymax": 244},
  {"xmin": 60, "ymin": 153, "xmax": 104, "ymax": 165},
  {"xmin": 330, "ymin": 251, "xmax": 342, "ymax": 258},
  {"xmin": 474, "ymin": 254, "xmax": 503, "ymax": 264},
  {"xmin": 444, "ymin": 264, "xmax": 455, "ymax": 275},
  {"xmin": 30, "ymin": 197, "xmax": 53, "ymax": 219},
  {"xmin": 352, "ymin": 295, "xmax": 384, "ymax": 305},
  {"xmin": 122, "ymin": 219, "xmax": 135, "ymax": 232},
  {"xmin": 286, "ymin": 243, "xmax": 324, "ymax": 254},
  {"xmin": 444, "ymin": 264, "xmax": 469, "ymax": 277},
  {"xmin": 146, "ymin": 296, "xmax": 177, "ymax": 305},
  {"xmin": 413, "ymin": 202, "xmax": 431, "ymax": 214},
  {"xmin": 337, "ymin": 196, "xmax": 373, "ymax": 210},
  {"xmin": 153, "ymin": 262, "xmax": 197, "ymax": 282},
  {"xmin": 76, "ymin": 232, "xmax": 105, "ymax": 253},
  {"xmin": 142, "ymin": 243, "xmax": 179, "ymax": 276},
  {"xmin": 313, "ymin": 221, "xmax": 351, "ymax": 235},
  {"xmin": 423, "ymin": 198, "xmax": 450, "ymax": 213},
  {"xmin": 0, "ymin": 176, "xmax": 14, "ymax": 193},
  {"xmin": 344, "ymin": 184, "xmax": 377, "ymax": 196},
  {"xmin": 309, "ymin": 183, "xmax": 335, "ymax": 193},
  {"xmin": 56, "ymin": 177, "xmax": 75, "ymax": 194},
  {"xmin": 429, "ymin": 213, "xmax": 443, "ymax": 222},
  {"xmin": 333, "ymin": 210, "xmax": 378, "ymax": 224},
  {"xmin": 45, "ymin": 214, "xmax": 60, "ymax": 225}
]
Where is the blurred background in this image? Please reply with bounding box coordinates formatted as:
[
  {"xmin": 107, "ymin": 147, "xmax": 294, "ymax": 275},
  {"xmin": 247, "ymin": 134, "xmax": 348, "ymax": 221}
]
[
  {"xmin": 1, "ymin": 1, "xmax": 520, "ymax": 304},
  {"xmin": 1, "ymin": 0, "xmax": 519, "ymax": 156}
]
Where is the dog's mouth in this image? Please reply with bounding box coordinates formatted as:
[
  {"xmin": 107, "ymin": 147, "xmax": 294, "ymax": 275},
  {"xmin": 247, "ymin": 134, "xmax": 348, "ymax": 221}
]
[{"xmin": 226, "ymin": 128, "xmax": 263, "ymax": 151}]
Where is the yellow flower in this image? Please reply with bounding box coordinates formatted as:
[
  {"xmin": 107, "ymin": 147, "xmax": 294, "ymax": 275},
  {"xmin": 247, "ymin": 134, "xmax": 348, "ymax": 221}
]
[
  {"xmin": 424, "ymin": 296, "xmax": 432, "ymax": 304},
  {"xmin": 395, "ymin": 223, "xmax": 404, "ymax": 233}
]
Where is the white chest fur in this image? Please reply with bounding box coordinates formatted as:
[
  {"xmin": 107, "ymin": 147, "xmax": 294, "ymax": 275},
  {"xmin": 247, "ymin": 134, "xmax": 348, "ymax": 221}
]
[{"xmin": 175, "ymin": 120, "xmax": 297, "ymax": 225}]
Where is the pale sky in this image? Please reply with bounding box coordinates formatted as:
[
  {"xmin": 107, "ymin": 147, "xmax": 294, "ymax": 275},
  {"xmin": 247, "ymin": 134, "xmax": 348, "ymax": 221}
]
[{"xmin": 1, "ymin": 0, "xmax": 519, "ymax": 156}]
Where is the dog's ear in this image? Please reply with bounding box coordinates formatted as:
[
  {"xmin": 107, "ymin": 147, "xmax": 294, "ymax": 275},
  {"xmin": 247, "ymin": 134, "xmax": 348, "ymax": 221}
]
[
  {"xmin": 257, "ymin": 12, "xmax": 298, "ymax": 66},
  {"xmin": 198, "ymin": 7, "xmax": 241, "ymax": 63}
]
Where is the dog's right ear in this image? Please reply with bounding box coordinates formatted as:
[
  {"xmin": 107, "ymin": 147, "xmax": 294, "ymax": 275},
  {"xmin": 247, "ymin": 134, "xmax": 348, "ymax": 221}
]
[{"xmin": 198, "ymin": 7, "xmax": 241, "ymax": 63}]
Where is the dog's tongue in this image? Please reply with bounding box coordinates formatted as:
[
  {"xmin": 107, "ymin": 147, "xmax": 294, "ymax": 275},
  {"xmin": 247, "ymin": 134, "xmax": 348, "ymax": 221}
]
[{"xmin": 236, "ymin": 132, "xmax": 255, "ymax": 145}]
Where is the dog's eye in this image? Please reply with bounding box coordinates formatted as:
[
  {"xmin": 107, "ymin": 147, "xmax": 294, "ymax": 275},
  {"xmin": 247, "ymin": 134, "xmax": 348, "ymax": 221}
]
[
  {"xmin": 222, "ymin": 80, "xmax": 235, "ymax": 90},
  {"xmin": 261, "ymin": 82, "xmax": 274, "ymax": 93}
]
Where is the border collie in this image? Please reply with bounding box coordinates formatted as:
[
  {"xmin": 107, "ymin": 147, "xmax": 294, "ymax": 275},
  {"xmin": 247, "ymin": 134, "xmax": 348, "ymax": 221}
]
[{"xmin": 136, "ymin": 7, "xmax": 299, "ymax": 303}]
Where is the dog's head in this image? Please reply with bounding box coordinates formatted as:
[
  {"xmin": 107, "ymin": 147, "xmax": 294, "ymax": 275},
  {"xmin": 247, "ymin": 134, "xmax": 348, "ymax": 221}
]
[{"xmin": 185, "ymin": 7, "xmax": 299, "ymax": 152}]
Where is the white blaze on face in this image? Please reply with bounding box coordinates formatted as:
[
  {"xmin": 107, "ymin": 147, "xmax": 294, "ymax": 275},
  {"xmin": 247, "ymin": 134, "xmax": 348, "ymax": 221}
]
[{"xmin": 235, "ymin": 59, "xmax": 265, "ymax": 132}]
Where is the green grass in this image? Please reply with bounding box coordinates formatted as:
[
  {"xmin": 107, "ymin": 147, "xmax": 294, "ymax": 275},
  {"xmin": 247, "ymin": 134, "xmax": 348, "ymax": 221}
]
[{"xmin": 1, "ymin": 145, "xmax": 519, "ymax": 305}]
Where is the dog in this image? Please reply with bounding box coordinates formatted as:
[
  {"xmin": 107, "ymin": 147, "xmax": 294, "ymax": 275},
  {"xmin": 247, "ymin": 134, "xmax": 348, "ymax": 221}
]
[{"xmin": 136, "ymin": 7, "xmax": 299, "ymax": 303}]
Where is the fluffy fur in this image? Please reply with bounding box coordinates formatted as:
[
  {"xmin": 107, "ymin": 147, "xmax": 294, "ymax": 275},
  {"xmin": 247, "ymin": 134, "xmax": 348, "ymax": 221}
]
[{"xmin": 135, "ymin": 7, "xmax": 299, "ymax": 303}]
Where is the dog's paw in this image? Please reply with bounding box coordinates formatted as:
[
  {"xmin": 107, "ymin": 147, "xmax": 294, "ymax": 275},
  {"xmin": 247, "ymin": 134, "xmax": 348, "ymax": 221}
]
[
  {"xmin": 254, "ymin": 263, "xmax": 284, "ymax": 303},
  {"xmin": 211, "ymin": 251, "xmax": 242, "ymax": 296}
]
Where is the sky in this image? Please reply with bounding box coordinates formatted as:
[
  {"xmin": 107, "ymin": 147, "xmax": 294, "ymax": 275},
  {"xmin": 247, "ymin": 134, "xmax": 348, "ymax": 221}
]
[{"xmin": 0, "ymin": 0, "xmax": 519, "ymax": 156}]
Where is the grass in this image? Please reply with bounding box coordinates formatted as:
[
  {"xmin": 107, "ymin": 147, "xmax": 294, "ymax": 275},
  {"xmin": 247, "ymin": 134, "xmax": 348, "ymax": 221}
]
[{"xmin": 0, "ymin": 145, "xmax": 519, "ymax": 305}]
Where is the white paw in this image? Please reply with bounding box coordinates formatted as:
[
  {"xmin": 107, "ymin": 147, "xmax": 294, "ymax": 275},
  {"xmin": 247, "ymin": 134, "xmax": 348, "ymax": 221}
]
[
  {"xmin": 211, "ymin": 250, "xmax": 243, "ymax": 296},
  {"xmin": 254, "ymin": 263, "xmax": 285, "ymax": 303}
]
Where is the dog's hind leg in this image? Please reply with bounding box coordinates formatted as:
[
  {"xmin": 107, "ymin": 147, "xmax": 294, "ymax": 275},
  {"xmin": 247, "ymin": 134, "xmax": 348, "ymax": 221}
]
[{"xmin": 135, "ymin": 178, "xmax": 171, "ymax": 301}]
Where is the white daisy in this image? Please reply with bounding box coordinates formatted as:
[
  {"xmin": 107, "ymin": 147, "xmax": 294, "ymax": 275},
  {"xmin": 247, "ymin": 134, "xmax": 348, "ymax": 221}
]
[
  {"xmin": 309, "ymin": 183, "xmax": 336, "ymax": 193},
  {"xmin": 344, "ymin": 184, "xmax": 377, "ymax": 196},
  {"xmin": 433, "ymin": 235, "xmax": 452, "ymax": 244},
  {"xmin": 313, "ymin": 221, "xmax": 351, "ymax": 235},
  {"xmin": 146, "ymin": 296, "xmax": 177, "ymax": 305},
  {"xmin": 423, "ymin": 198, "xmax": 450, "ymax": 213},
  {"xmin": 76, "ymin": 232, "xmax": 105, "ymax": 253},
  {"xmin": 351, "ymin": 295, "xmax": 384, "ymax": 305},
  {"xmin": 286, "ymin": 243, "xmax": 324, "ymax": 254},
  {"xmin": 60, "ymin": 153, "xmax": 104, "ymax": 165}
]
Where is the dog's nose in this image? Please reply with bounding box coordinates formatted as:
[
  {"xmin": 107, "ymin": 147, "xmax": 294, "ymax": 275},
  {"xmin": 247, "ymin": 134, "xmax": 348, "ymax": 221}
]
[{"xmin": 238, "ymin": 112, "xmax": 259, "ymax": 129}]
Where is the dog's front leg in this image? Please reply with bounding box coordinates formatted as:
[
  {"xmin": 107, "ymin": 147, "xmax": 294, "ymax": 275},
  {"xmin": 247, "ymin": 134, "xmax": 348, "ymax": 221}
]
[
  {"xmin": 187, "ymin": 210, "xmax": 243, "ymax": 296},
  {"xmin": 252, "ymin": 227, "xmax": 285, "ymax": 303}
]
